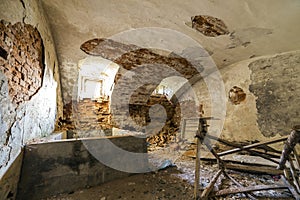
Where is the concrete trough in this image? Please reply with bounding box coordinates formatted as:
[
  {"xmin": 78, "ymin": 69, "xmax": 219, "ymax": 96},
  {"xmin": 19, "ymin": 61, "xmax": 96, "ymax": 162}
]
[{"xmin": 15, "ymin": 135, "xmax": 148, "ymax": 200}]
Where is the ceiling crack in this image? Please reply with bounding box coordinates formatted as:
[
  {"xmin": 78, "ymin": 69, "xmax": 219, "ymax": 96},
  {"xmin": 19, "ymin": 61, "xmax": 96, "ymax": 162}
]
[{"xmin": 20, "ymin": 0, "xmax": 26, "ymax": 23}]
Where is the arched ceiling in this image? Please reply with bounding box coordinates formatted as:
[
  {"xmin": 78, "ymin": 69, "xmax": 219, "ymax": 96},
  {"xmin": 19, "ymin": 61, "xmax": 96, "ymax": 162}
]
[{"xmin": 41, "ymin": 0, "xmax": 300, "ymax": 69}]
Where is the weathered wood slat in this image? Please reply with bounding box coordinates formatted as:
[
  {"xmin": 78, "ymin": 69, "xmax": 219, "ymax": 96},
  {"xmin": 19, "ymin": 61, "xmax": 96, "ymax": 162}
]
[
  {"xmin": 223, "ymin": 171, "xmax": 257, "ymax": 200},
  {"xmin": 225, "ymin": 163, "xmax": 283, "ymax": 175},
  {"xmin": 207, "ymin": 134, "xmax": 282, "ymax": 155},
  {"xmin": 194, "ymin": 136, "xmax": 201, "ymax": 199},
  {"xmin": 281, "ymin": 175, "xmax": 300, "ymax": 200},
  {"xmin": 278, "ymin": 126, "xmax": 300, "ymax": 169},
  {"xmin": 201, "ymin": 169, "xmax": 223, "ymax": 199},
  {"xmin": 294, "ymin": 148, "xmax": 300, "ymax": 169},
  {"xmin": 218, "ymin": 136, "xmax": 288, "ymax": 157},
  {"xmin": 214, "ymin": 185, "xmax": 288, "ymax": 197},
  {"xmin": 288, "ymin": 157, "xmax": 300, "ymax": 193}
]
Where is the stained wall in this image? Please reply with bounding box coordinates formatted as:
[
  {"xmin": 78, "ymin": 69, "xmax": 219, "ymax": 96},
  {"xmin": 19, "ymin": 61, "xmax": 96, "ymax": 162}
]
[
  {"xmin": 0, "ymin": 0, "xmax": 62, "ymax": 198},
  {"xmin": 192, "ymin": 50, "xmax": 300, "ymax": 142}
]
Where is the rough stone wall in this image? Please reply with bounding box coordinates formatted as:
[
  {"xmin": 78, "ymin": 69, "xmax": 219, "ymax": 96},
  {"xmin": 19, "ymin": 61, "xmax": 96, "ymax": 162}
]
[
  {"xmin": 193, "ymin": 50, "xmax": 300, "ymax": 143},
  {"xmin": 0, "ymin": 0, "xmax": 63, "ymax": 197}
]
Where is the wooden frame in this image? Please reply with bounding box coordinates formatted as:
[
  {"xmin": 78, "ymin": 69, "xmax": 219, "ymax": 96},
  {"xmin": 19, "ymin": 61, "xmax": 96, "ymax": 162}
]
[{"xmin": 181, "ymin": 117, "xmax": 300, "ymax": 200}]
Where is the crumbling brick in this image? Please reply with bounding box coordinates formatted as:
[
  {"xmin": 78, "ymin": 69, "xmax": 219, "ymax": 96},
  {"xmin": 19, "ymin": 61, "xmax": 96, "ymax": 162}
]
[{"xmin": 0, "ymin": 20, "xmax": 44, "ymax": 105}]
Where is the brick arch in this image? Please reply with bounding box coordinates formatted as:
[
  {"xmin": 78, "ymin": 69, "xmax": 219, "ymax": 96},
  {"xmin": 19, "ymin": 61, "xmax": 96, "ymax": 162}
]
[
  {"xmin": 80, "ymin": 38, "xmax": 201, "ymax": 132},
  {"xmin": 80, "ymin": 38, "xmax": 202, "ymax": 102}
]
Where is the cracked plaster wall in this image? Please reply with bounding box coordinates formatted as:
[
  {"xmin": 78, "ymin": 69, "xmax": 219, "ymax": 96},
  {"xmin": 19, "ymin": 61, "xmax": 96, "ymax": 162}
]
[
  {"xmin": 41, "ymin": 0, "xmax": 300, "ymax": 105},
  {"xmin": 192, "ymin": 50, "xmax": 300, "ymax": 143},
  {"xmin": 0, "ymin": 0, "xmax": 63, "ymax": 198}
]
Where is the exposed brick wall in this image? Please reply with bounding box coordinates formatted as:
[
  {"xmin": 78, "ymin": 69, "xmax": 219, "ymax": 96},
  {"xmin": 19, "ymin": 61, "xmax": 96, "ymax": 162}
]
[
  {"xmin": 80, "ymin": 38, "xmax": 200, "ymax": 81},
  {"xmin": 191, "ymin": 15, "xmax": 229, "ymax": 37},
  {"xmin": 129, "ymin": 94, "xmax": 178, "ymax": 129},
  {"xmin": 61, "ymin": 98, "xmax": 112, "ymax": 132},
  {"xmin": 80, "ymin": 38, "xmax": 202, "ymax": 130},
  {"xmin": 0, "ymin": 20, "xmax": 44, "ymax": 105},
  {"xmin": 73, "ymin": 98, "xmax": 111, "ymax": 130},
  {"xmin": 78, "ymin": 38, "xmax": 205, "ymax": 144}
]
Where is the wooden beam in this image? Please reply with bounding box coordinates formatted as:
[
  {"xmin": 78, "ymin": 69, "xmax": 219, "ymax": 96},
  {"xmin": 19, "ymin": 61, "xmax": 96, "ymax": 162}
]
[
  {"xmin": 223, "ymin": 171, "xmax": 257, "ymax": 200},
  {"xmin": 281, "ymin": 175, "xmax": 300, "ymax": 200},
  {"xmin": 201, "ymin": 169, "xmax": 223, "ymax": 199},
  {"xmin": 218, "ymin": 136, "xmax": 288, "ymax": 157},
  {"xmin": 214, "ymin": 184, "xmax": 288, "ymax": 197},
  {"xmin": 207, "ymin": 134, "xmax": 281, "ymax": 158},
  {"xmin": 194, "ymin": 136, "xmax": 201, "ymax": 200},
  {"xmin": 288, "ymin": 157, "xmax": 300, "ymax": 193},
  {"xmin": 225, "ymin": 163, "xmax": 283, "ymax": 175},
  {"xmin": 278, "ymin": 127, "xmax": 300, "ymax": 169},
  {"xmin": 293, "ymin": 148, "xmax": 300, "ymax": 169},
  {"xmin": 202, "ymin": 138, "xmax": 223, "ymax": 166},
  {"xmin": 207, "ymin": 134, "xmax": 282, "ymax": 155}
]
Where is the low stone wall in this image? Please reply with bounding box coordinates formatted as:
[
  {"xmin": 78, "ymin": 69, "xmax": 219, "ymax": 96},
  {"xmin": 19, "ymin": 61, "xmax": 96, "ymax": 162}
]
[{"xmin": 17, "ymin": 136, "xmax": 148, "ymax": 200}]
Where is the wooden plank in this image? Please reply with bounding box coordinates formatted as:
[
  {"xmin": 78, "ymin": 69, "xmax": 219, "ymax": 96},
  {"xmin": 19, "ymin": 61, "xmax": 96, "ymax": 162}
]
[
  {"xmin": 183, "ymin": 117, "xmax": 219, "ymax": 121},
  {"xmin": 225, "ymin": 163, "xmax": 283, "ymax": 175},
  {"xmin": 278, "ymin": 127, "xmax": 300, "ymax": 169},
  {"xmin": 214, "ymin": 184, "xmax": 288, "ymax": 197},
  {"xmin": 223, "ymin": 171, "xmax": 257, "ymax": 200},
  {"xmin": 218, "ymin": 136, "xmax": 288, "ymax": 157},
  {"xmin": 248, "ymin": 149, "xmax": 281, "ymax": 159},
  {"xmin": 201, "ymin": 169, "xmax": 223, "ymax": 199},
  {"xmin": 203, "ymin": 139, "xmax": 223, "ymax": 165},
  {"xmin": 293, "ymin": 148, "xmax": 300, "ymax": 169},
  {"xmin": 200, "ymin": 156, "xmax": 278, "ymax": 168},
  {"xmin": 194, "ymin": 137, "xmax": 201, "ymax": 200},
  {"xmin": 207, "ymin": 134, "xmax": 282, "ymax": 155},
  {"xmin": 281, "ymin": 175, "xmax": 300, "ymax": 200},
  {"xmin": 289, "ymin": 157, "xmax": 300, "ymax": 193}
]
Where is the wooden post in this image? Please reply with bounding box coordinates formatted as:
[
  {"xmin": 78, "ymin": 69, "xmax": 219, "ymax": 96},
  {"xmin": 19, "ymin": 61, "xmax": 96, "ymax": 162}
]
[
  {"xmin": 288, "ymin": 157, "xmax": 300, "ymax": 193},
  {"xmin": 194, "ymin": 134, "xmax": 201, "ymax": 200},
  {"xmin": 293, "ymin": 148, "xmax": 300, "ymax": 169},
  {"xmin": 278, "ymin": 125, "xmax": 300, "ymax": 170},
  {"xmin": 194, "ymin": 118, "xmax": 208, "ymax": 199}
]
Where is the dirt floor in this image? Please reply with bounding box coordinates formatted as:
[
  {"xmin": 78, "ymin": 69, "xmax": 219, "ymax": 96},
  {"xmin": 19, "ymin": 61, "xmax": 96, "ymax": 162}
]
[{"xmin": 45, "ymin": 142, "xmax": 295, "ymax": 200}]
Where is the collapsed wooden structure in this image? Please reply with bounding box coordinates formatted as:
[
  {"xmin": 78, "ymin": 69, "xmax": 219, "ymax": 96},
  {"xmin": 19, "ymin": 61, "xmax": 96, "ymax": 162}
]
[{"xmin": 186, "ymin": 118, "xmax": 300, "ymax": 200}]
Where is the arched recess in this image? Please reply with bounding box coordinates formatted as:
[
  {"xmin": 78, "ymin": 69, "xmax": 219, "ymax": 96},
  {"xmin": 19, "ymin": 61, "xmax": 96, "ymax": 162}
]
[
  {"xmin": 80, "ymin": 38, "xmax": 225, "ymax": 145},
  {"xmin": 67, "ymin": 56, "xmax": 119, "ymax": 135},
  {"xmin": 77, "ymin": 56, "xmax": 119, "ymax": 101},
  {"xmin": 80, "ymin": 39, "xmax": 203, "ymax": 125}
]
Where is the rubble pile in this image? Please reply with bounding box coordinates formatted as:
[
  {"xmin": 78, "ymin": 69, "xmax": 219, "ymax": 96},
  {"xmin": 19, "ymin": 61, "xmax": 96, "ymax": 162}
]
[{"xmin": 60, "ymin": 97, "xmax": 112, "ymax": 131}]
